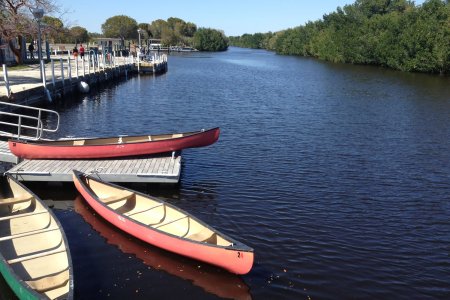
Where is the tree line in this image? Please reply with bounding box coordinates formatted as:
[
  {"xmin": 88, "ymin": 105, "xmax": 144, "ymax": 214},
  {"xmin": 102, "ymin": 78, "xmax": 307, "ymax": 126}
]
[
  {"xmin": 229, "ymin": 0, "xmax": 449, "ymax": 74},
  {"xmin": 1, "ymin": 0, "xmax": 228, "ymax": 64},
  {"xmin": 102, "ymin": 16, "xmax": 228, "ymax": 52}
]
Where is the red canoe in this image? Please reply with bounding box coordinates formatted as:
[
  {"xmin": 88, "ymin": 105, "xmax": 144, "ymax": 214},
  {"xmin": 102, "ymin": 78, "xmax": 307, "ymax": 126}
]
[
  {"xmin": 72, "ymin": 170, "xmax": 254, "ymax": 275},
  {"xmin": 74, "ymin": 196, "xmax": 252, "ymax": 299},
  {"xmin": 9, "ymin": 127, "xmax": 220, "ymax": 159}
]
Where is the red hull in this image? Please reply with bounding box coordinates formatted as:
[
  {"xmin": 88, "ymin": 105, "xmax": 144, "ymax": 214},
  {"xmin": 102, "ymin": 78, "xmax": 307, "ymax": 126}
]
[
  {"xmin": 74, "ymin": 196, "xmax": 251, "ymax": 299},
  {"xmin": 72, "ymin": 172, "xmax": 254, "ymax": 275},
  {"xmin": 9, "ymin": 128, "xmax": 220, "ymax": 159}
]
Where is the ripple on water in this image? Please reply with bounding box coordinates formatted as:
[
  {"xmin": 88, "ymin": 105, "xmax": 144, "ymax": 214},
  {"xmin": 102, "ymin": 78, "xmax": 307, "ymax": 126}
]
[{"xmin": 42, "ymin": 47, "xmax": 450, "ymax": 299}]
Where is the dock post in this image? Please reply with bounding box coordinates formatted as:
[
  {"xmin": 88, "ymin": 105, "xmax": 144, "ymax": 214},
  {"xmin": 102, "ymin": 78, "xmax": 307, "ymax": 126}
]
[
  {"xmin": 2, "ymin": 64, "xmax": 11, "ymax": 98},
  {"xmin": 75, "ymin": 58, "xmax": 79, "ymax": 79},
  {"xmin": 60, "ymin": 58, "xmax": 65, "ymax": 88},
  {"xmin": 137, "ymin": 52, "xmax": 140, "ymax": 73},
  {"xmin": 41, "ymin": 59, "xmax": 46, "ymax": 87},
  {"xmin": 67, "ymin": 57, "xmax": 72, "ymax": 83},
  {"xmin": 51, "ymin": 59, "xmax": 56, "ymax": 88},
  {"xmin": 82, "ymin": 57, "xmax": 86, "ymax": 77}
]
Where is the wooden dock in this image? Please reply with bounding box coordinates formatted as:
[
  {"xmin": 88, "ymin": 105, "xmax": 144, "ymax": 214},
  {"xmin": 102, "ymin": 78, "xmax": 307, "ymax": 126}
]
[
  {"xmin": 5, "ymin": 154, "xmax": 181, "ymax": 183},
  {"xmin": 0, "ymin": 141, "xmax": 18, "ymax": 164}
]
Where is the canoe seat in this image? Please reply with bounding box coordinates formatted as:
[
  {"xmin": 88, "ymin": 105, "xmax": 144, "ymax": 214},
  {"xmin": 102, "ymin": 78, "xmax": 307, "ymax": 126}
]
[
  {"xmin": 154, "ymin": 216, "xmax": 188, "ymax": 229},
  {"xmin": 0, "ymin": 195, "xmax": 33, "ymax": 206},
  {"xmin": 0, "ymin": 210, "xmax": 47, "ymax": 222},
  {"xmin": 26, "ymin": 269, "xmax": 70, "ymax": 293},
  {"xmin": 8, "ymin": 247, "xmax": 66, "ymax": 264},
  {"xmin": 187, "ymin": 229, "xmax": 217, "ymax": 243},
  {"xmin": 0, "ymin": 227, "xmax": 60, "ymax": 242},
  {"xmin": 73, "ymin": 140, "xmax": 85, "ymax": 146},
  {"xmin": 124, "ymin": 203, "xmax": 164, "ymax": 217},
  {"xmin": 101, "ymin": 190, "xmax": 134, "ymax": 204}
]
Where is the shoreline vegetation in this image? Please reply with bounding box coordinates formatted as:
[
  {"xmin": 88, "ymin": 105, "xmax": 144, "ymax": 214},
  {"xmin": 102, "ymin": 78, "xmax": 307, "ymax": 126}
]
[{"xmin": 229, "ymin": 0, "xmax": 449, "ymax": 75}]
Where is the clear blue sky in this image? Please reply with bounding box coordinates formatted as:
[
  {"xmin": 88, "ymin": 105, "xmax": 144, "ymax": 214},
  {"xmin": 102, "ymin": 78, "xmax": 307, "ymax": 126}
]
[{"xmin": 57, "ymin": 0, "xmax": 426, "ymax": 36}]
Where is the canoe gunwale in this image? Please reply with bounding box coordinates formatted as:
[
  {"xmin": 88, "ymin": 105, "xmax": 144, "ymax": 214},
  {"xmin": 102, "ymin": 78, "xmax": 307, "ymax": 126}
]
[
  {"xmin": 9, "ymin": 127, "xmax": 220, "ymax": 160},
  {"xmin": 0, "ymin": 175, "xmax": 74, "ymax": 300},
  {"xmin": 72, "ymin": 170, "xmax": 253, "ymax": 253},
  {"xmin": 10, "ymin": 127, "xmax": 219, "ymax": 147}
]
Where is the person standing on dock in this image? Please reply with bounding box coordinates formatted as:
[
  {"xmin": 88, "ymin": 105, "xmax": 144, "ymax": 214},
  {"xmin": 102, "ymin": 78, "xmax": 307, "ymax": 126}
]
[
  {"xmin": 28, "ymin": 42, "xmax": 35, "ymax": 59},
  {"xmin": 73, "ymin": 45, "xmax": 78, "ymax": 59},
  {"xmin": 79, "ymin": 44, "xmax": 85, "ymax": 60}
]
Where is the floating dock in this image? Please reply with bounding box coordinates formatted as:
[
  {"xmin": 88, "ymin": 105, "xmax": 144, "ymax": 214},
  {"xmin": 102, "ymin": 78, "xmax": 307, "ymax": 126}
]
[
  {"xmin": 0, "ymin": 141, "xmax": 19, "ymax": 164},
  {"xmin": 5, "ymin": 154, "xmax": 181, "ymax": 183}
]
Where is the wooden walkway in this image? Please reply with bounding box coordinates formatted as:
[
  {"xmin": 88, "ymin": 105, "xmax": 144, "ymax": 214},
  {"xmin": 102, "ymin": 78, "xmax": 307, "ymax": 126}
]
[
  {"xmin": 0, "ymin": 141, "xmax": 18, "ymax": 164},
  {"xmin": 6, "ymin": 155, "xmax": 181, "ymax": 183}
]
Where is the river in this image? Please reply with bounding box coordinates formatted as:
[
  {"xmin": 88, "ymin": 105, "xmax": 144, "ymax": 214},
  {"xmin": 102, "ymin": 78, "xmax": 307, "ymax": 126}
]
[{"xmin": 5, "ymin": 47, "xmax": 450, "ymax": 299}]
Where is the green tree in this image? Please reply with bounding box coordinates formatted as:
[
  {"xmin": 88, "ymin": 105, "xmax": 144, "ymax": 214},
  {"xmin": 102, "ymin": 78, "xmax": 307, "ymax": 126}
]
[
  {"xmin": 193, "ymin": 28, "xmax": 228, "ymax": 51},
  {"xmin": 183, "ymin": 22, "xmax": 197, "ymax": 37},
  {"xmin": 0, "ymin": 0, "xmax": 59, "ymax": 64},
  {"xmin": 148, "ymin": 17, "xmax": 198, "ymax": 46},
  {"xmin": 101, "ymin": 15, "xmax": 138, "ymax": 40},
  {"xmin": 398, "ymin": 0, "xmax": 450, "ymax": 73},
  {"xmin": 230, "ymin": 0, "xmax": 449, "ymax": 74},
  {"xmin": 42, "ymin": 16, "xmax": 66, "ymax": 43},
  {"xmin": 89, "ymin": 32, "xmax": 103, "ymax": 40},
  {"xmin": 148, "ymin": 19, "xmax": 168, "ymax": 39},
  {"xmin": 69, "ymin": 26, "xmax": 89, "ymax": 44}
]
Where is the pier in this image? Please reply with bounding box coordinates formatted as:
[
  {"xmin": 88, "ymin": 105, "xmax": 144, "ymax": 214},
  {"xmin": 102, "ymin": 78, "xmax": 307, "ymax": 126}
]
[
  {"xmin": 0, "ymin": 53, "xmax": 173, "ymax": 184},
  {"xmin": 1, "ymin": 53, "xmax": 168, "ymax": 105}
]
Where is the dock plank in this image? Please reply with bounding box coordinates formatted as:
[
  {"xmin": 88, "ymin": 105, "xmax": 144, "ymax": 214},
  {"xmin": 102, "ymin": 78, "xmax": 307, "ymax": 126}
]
[
  {"xmin": 124, "ymin": 159, "xmax": 135, "ymax": 174},
  {"xmin": 6, "ymin": 155, "xmax": 180, "ymax": 183}
]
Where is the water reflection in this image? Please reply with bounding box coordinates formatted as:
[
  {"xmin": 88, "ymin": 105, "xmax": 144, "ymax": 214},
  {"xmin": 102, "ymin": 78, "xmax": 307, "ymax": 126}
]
[
  {"xmin": 74, "ymin": 196, "xmax": 251, "ymax": 300},
  {"xmin": 0, "ymin": 275, "xmax": 17, "ymax": 300}
]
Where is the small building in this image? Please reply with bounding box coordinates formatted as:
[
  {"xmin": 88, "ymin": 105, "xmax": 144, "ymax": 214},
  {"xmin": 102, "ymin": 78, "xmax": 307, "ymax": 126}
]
[
  {"xmin": 93, "ymin": 37, "xmax": 126, "ymax": 55},
  {"xmin": 0, "ymin": 39, "xmax": 20, "ymax": 65}
]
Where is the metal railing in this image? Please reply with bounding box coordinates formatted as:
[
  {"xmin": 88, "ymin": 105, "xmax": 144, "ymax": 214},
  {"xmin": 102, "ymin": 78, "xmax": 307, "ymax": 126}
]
[{"xmin": 0, "ymin": 101, "xmax": 60, "ymax": 140}]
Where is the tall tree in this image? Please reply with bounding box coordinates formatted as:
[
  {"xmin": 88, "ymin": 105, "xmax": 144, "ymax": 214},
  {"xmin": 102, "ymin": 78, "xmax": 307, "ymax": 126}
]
[
  {"xmin": 183, "ymin": 22, "xmax": 197, "ymax": 37},
  {"xmin": 0, "ymin": 0, "xmax": 59, "ymax": 64},
  {"xmin": 101, "ymin": 15, "xmax": 138, "ymax": 41},
  {"xmin": 69, "ymin": 26, "xmax": 89, "ymax": 44},
  {"xmin": 42, "ymin": 15, "xmax": 64, "ymax": 43},
  {"xmin": 148, "ymin": 19, "xmax": 167, "ymax": 39},
  {"xmin": 193, "ymin": 28, "xmax": 228, "ymax": 51}
]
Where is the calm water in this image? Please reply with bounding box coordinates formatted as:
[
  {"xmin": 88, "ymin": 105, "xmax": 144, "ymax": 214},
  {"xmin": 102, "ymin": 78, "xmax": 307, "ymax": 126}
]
[{"xmin": 6, "ymin": 47, "xmax": 450, "ymax": 299}]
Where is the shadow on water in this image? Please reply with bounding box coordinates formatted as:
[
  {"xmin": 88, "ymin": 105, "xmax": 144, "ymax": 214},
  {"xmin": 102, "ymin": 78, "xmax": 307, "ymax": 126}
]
[{"xmin": 0, "ymin": 275, "xmax": 18, "ymax": 300}]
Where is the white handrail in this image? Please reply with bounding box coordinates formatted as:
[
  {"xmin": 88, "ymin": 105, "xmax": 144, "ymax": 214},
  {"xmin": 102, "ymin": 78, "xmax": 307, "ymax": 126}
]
[{"xmin": 0, "ymin": 101, "xmax": 60, "ymax": 140}]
